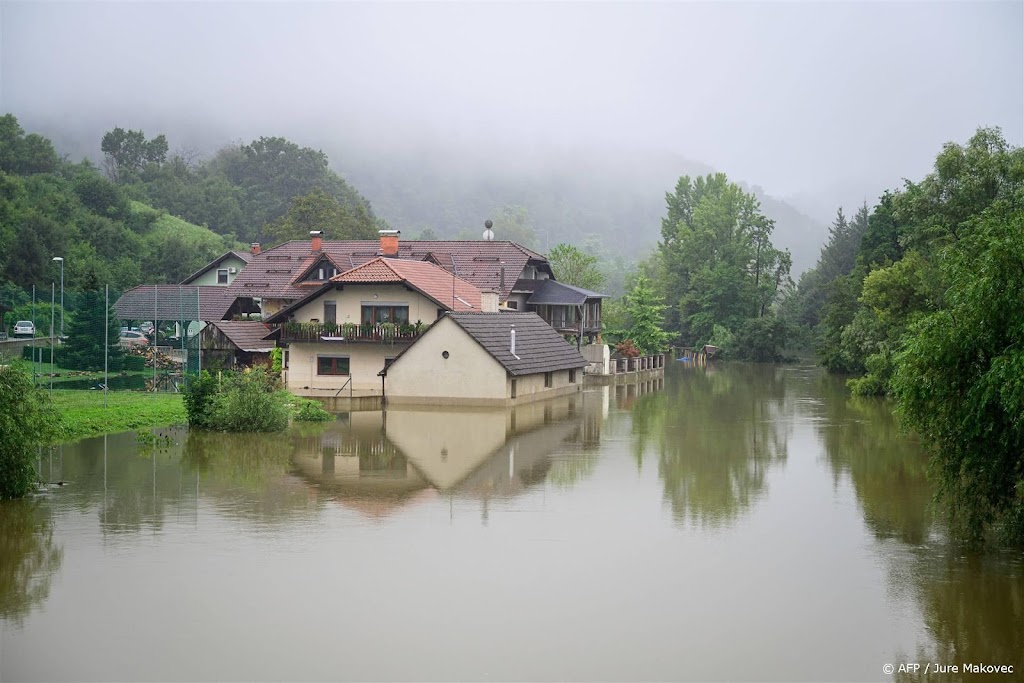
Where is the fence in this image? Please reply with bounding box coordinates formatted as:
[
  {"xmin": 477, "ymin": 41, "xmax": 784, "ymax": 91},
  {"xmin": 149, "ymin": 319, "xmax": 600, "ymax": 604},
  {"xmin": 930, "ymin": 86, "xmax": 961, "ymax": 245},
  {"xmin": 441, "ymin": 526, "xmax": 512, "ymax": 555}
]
[{"xmin": 0, "ymin": 284, "xmax": 203, "ymax": 395}]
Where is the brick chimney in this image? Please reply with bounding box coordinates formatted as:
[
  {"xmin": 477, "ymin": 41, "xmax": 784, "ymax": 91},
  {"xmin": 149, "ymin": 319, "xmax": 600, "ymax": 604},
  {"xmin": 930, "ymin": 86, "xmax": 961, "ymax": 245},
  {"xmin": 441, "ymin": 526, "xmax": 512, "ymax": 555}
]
[
  {"xmin": 250, "ymin": 242, "xmax": 261, "ymax": 256},
  {"xmin": 310, "ymin": 230, "xmax": 323, "ymax": 252},
  {"xmin": 379, "ymin": 229, "xmax": 400, "ymax": 257},
  {"xmin": 480, "ymin": 289, "xmax": 500, "ymax": 313}
]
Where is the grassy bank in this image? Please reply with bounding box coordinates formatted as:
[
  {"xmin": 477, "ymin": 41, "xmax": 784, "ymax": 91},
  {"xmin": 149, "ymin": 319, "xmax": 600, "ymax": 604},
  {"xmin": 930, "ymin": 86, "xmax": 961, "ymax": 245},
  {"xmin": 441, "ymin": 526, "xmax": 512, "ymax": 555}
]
[{"xmin": 49, "ymin": 390, "xmax": 187, "ymax": 444}]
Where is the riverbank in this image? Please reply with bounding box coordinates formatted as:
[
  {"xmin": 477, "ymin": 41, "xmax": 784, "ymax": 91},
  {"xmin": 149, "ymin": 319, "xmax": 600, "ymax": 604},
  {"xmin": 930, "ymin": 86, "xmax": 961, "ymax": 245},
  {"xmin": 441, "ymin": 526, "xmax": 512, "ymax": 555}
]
[{"xmin": 49, "ymin": 391, "xmax": 186, "ymax": 444}]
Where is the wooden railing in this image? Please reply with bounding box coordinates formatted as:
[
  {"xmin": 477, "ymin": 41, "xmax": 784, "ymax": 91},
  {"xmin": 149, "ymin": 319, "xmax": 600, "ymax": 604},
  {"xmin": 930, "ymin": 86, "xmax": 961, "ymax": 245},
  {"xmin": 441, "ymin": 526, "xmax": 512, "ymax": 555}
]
[{"xmin": 273, "ymin": 321, "xmax": 425, "ymax": 343}]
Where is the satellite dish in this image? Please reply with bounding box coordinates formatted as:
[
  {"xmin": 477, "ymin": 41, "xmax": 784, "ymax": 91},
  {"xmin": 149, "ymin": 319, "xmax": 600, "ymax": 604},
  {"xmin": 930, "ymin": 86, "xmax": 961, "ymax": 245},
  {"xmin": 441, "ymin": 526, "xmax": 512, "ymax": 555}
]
[{"xmin": 482, "ymin": 219, "xmax": 494, "ymax": 241}]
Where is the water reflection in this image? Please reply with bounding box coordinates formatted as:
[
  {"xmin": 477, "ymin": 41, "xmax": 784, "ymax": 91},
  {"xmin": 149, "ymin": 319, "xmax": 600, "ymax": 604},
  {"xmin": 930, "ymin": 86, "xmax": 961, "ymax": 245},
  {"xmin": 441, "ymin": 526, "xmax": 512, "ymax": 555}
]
[
  {"xmin": 0, "ymin": 500, "xmax": 63, "ymax": 626},
  {"xmin": 633, "ymin": 363, "xmax": 791, "ymax": 528},
  {"xmin": 289, "ymin": 391, "xmax": 609, "ymax": 518}
]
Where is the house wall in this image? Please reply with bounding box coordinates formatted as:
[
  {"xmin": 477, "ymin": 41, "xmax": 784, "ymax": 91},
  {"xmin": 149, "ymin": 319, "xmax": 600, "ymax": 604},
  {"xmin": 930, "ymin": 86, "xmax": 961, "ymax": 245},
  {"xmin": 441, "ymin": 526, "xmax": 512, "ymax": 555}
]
[
  {"xmin": 384, "ymin": 317, "xmax": 509, "ymax": 402},
  {"xmin": 262, "ymin": 298, "xmax": 290, "ymax": 318},
  {"xmin": 287, "ymin": 284, "xmax": 441, "ymax": 326},
  {"xmin": 190, "ymin": 254, "xmax": 248, "ymax": 287},
  {"xmin": 507, "ymin": 368, "xmax": 580, "ymax": 400},
  {"xmin": 285, "ymin": 342, "xmax": 406, "ymax": 395}
]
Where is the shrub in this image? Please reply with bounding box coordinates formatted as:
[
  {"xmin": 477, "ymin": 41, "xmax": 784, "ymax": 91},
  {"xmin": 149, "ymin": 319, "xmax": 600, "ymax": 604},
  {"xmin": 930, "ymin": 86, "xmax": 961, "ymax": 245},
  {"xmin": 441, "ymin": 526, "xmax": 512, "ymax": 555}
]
[
  {"xmin": 124, "ymin": 355, "xmax": 146, "ymax": 372},
  {"xmin": 615, "ymin": 339, "xmax": 640, "ymax": 358},
  {"xmin": 293, "ymin": 398, "xmax": 333, "ymax": 422},
  {"xmin": 183, "ymin": 371, "xmax": 218, "ymax": 428},
  {"xmin": 0, "ymin": 364, "xmax": 59, "ymax": 498},
  {"xmin": 207, "ymin": 368, "xmax": 289, "ymax": 433}
]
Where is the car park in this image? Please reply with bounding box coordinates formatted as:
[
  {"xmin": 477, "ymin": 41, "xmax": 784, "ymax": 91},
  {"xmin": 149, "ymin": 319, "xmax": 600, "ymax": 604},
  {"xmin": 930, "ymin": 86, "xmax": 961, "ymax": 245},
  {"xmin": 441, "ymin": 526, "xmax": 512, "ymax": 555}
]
[{"xmin": 13, "ymin": 320, "xmax": 35, "ymax": 337}]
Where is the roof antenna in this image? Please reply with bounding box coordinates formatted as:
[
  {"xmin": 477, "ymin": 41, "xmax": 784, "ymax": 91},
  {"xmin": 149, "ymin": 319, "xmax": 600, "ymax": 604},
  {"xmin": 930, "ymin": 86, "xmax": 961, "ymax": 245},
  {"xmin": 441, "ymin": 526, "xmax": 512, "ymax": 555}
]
[{"xmin": 482, "ymin": 219, "xmax": 494, "ymax": 241}]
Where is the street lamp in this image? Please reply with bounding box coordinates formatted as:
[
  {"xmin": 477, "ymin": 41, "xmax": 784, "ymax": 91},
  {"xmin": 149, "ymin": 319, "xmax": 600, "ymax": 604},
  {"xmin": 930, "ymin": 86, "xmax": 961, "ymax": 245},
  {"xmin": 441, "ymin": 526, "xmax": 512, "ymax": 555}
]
[{"xmin": 52, "ymin": 257, "xmax": 63, "ymax": 338}]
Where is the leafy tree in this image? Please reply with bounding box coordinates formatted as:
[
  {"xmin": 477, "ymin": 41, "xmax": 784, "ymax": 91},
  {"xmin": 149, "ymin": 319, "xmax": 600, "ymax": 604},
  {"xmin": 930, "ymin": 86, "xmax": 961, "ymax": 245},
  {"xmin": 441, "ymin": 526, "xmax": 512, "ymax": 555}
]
[
  {"xmin": 59, "ymin": 269, "xmax": 123, "ymax": 371},
  {"xmin": 0, "ymin": 114, "xmax": 58, "ymax": 175},
  {"xmin": 264, "ymin": 187, "xmax": 377, "ymax": 245},
  {"xmin": 547, "ymin": 243, "xmax": 606, "ymax": 291},
  {"xmin": 100, "ymin": 127, "xmax": 168, "ymax": 182},
  {"xmin": 891, "ymin": 199, "xmax": 1024, "ymax": 546},
  {"xmin": 416, "ymin": 227, "xmax": 439, "ymax": 240},
  {"xmin": 623, "ymin": 274, "xmax": 672, "ymax": 354},
  {"xmin": 0, "ymin": 364, "xmax": 58, "ymax": 499},
  {"xmin": 487, "ymin": 204, "xmax": 537, "ymax": 248}
]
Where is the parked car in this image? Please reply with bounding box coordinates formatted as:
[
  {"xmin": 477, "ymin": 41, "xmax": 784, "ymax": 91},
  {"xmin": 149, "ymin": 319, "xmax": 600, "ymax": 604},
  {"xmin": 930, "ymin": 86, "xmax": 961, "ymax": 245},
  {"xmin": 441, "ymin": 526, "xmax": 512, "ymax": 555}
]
[
  {"xmin": 13, "ymin": 320, "xmax": 35, "ymax": 337},
  {"xmin": 119, "ymin": 330, "xmax": 149, "ymax": 346},
  {"xmin": 139, "ymin": 321, "xmax": 155, "ymax": 336}
]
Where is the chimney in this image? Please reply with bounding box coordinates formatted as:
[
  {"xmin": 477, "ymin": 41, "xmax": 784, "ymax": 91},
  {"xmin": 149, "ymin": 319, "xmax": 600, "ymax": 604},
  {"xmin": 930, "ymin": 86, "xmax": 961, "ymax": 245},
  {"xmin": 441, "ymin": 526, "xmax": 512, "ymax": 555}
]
[
  {"xmin": 510, "ymin": 325, "xmax": 516, "ymax": 356},
  {"xmin": 310, "ymin": 230, "xmax": 323, "ymax": 252},
  {"xmin": 481, "ymin": 290, "xmax": 499, "ymax": 314},
  {"xmin": 379, "ymin": 229, "xmax": 401, "ymax": 257},
  {"xmin": 250, "ymin": 242, "xmax": 261, "ymax": 256}
]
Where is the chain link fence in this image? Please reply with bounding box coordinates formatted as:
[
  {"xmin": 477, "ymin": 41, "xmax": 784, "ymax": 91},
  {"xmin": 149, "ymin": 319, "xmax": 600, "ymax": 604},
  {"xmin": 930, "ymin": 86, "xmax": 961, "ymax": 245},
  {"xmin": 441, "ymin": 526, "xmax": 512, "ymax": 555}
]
[{"xmin": 1, "ymin": 284, "xmax": 204, "ymax": 395}]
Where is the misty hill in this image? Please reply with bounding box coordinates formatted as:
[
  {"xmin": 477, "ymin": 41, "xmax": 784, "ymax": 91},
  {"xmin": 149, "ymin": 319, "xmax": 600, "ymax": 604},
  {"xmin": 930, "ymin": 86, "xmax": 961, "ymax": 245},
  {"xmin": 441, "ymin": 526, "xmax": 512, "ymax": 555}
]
[{"xmin": 332, "ymin": 142, "xmax": 826, "ymax": 275}]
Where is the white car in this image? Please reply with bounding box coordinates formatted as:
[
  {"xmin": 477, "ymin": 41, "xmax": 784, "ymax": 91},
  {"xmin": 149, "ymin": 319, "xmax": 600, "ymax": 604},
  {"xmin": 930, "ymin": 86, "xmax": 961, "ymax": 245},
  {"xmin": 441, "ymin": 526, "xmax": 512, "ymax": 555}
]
[{"xmin": 13, "ymin": 320, "xmax": 35, "ymax": 337}]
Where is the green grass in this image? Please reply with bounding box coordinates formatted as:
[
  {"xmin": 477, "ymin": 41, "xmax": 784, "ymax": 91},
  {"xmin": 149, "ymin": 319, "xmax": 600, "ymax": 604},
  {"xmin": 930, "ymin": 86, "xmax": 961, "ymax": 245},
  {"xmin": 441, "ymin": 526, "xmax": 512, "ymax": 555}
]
[
  {"xmin": 130, "ymin": 201, "xmax": 246, "ymax": 252},
  {"xmin": 49, "ymin": 390, "xmax": 187, "ymax": 444}
]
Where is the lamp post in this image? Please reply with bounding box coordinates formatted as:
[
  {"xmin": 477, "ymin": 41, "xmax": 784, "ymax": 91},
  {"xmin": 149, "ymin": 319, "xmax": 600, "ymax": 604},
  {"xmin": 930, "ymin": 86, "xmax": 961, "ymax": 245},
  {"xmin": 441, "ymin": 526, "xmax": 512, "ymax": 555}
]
[{"xmin": 52, "ymin": 257, "xmax": 64, "ymax": 339}]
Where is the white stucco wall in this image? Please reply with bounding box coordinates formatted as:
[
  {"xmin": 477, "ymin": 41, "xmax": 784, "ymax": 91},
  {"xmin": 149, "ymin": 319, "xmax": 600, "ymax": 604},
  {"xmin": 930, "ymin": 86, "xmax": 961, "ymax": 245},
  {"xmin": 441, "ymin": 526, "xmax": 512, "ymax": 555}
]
[
  {"xmin": 507, "ymin": 368, "xmax": 578, "ymax": 399},
  {"xmin": 190, "ymin": 254, "xmax": 248, "ymax": 287},
  {"xmin": 285, "ymin": 342, "xmax": 403, "ymax": 394},
  {"xmin": 287, "ymin": 284, "xmax": 441, "ymax": 326},
  {"xmin": 383, "ymin": 316, "xmax": 509, "ymax": 401}
]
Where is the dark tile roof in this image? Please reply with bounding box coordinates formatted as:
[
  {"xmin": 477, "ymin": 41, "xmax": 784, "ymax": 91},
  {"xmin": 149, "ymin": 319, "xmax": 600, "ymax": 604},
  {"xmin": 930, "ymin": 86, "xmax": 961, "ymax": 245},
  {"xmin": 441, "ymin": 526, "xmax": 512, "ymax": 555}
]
[
  {"xmin": 526, "ymin": 279, "xmax": 608, "ymax": 306},
  {"xmin": 114, "ymin": 285, "xmax": 236, "ymax": 322},
  {"xmin": 207, "ymin": 321, "xmax": 273, "ymax": 352},
  {"xmin": 448, "ymin": 312, "xmax": 588, "ymax": 376},
  {"xmin": 226, "ymin": 239, "xmax": 548, "ymax": 303},
  {"xmin": 180, "ymin": 250, "xmax": 253, "ymax": 285}
]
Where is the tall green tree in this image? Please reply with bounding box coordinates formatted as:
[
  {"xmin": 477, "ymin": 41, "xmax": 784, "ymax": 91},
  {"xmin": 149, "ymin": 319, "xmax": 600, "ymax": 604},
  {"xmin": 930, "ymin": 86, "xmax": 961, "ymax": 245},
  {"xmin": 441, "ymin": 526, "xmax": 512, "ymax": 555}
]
[
  {"xmin": 623, "ymin": 274, "xmax": 672, "ymax": 354},
  {"xmin": 101, "ymin": 127, "xmax": 168, "ymax": 182},
  {"xmin": 547, "ymin": 243, "xmax": 605, "ymax": 291},
  {"xmin": 264, "ymin": 187, "xmax": 377, "ymax": 245},
  {"xmin": 891, "ymin": 199, "xmax": 1024, "ymax": 546},
  {"xmin": 60, "ymin": 269, "xmax": 123, "ymax": 372},
  {"xmin": 0, "ymin": 364, "xmax": 57, "ymax": 499}
]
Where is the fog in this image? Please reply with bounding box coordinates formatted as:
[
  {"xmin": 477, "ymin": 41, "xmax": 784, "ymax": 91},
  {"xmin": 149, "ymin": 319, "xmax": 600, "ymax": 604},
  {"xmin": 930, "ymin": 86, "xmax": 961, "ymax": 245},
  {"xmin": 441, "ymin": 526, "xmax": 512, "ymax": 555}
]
[{"xmin": 2, "ymin": 1, "xmax": 1022, "ymax": 256}]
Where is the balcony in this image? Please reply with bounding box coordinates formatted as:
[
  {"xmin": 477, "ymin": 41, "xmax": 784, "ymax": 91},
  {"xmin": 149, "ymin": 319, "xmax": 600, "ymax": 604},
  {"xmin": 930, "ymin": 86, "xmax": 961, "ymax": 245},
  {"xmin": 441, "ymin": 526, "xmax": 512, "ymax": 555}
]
[{"xmin": 271, "ymin": 321, "xmax": 425, "ymax": 344}]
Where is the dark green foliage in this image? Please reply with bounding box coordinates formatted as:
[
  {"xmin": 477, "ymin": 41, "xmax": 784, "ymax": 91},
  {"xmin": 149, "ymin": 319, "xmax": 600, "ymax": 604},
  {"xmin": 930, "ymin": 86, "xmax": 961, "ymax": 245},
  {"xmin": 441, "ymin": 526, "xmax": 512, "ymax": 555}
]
[
  {"xmin": 292, "ymin": 398, "xmax": 333, "ymax": 422},
  {"xmin": 622, "ymin": 274, "xmax": 672, "ymax": 354},
  {"xmin": 264, "ymin": 187, "xmax": 378, "ymax": 245},
  {"xmin": 0, "ymin": 114, "xmax": 58, "ymax": 175},
  {"xmin": 60, "ymin": 272, "xmax": 123, "ymax": 372},
  {"xmin": 123, "ymin": 355, "xmax": 146, "ymax": 372},
  {"xmin": 100, "ymin": 127, "xmax": 167, "ymax": 182},
  {"xmin": 0, "ymin": 364, "xmax": 58, "ymax": 499},
  {"xmin": 891, "ymin": 201, "xmax": 1024, "ymax": 546},
  {"xmin": 183, "ymin": 371, "xmax": 218, "ymax": 429},
  {"xmin": 730, "ymin": 314, "xmax": 789, "ymax": 362}
]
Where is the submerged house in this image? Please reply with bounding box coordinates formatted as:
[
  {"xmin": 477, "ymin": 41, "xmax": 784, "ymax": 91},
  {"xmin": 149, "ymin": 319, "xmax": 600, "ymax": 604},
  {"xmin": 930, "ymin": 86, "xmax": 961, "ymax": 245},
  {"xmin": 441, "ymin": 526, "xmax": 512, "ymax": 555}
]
[
  {"xmin": 264, "ymin": 256, "xmax": 482, "ymax": 397},
  {"xmin": 381, "ymin": 311, "xmax": 588, "ymax": 406}
]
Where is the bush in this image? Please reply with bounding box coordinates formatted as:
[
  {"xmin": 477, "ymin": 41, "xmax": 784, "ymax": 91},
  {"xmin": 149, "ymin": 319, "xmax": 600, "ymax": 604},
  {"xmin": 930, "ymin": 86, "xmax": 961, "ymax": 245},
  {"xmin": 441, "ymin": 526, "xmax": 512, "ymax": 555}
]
[
  {"xmin": 124, "ymin": 355, "xmax": 146, "ymax": 372},
  {"xmin": 615, "ymin": 339, "xmax": 640, "ymax": 358},
  {"xmin": 292, "ymin": 398, "xmax": 333, "ymax": 422},
  {"xmin": 0, "ymin": 364, "xmax": 59, "ymax": 498},
  {"xmin": 207, "ymin": 368, "xmax": 289, "ymax": 433},
  {"xmin": 183, "ymin": 370, "xmax": 218, "ymax": 428}
]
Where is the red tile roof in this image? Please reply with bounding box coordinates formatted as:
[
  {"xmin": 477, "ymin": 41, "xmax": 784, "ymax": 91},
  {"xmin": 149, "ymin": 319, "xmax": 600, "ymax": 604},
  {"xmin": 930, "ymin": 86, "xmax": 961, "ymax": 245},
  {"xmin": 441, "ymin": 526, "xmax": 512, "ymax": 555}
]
[
  {"xmin": 226, "ymin": 240, "xmax": 548, "ymax": 304},
  {"xmin": 332, "ymin": 258, "xmax": 482, "ymax": 312}
]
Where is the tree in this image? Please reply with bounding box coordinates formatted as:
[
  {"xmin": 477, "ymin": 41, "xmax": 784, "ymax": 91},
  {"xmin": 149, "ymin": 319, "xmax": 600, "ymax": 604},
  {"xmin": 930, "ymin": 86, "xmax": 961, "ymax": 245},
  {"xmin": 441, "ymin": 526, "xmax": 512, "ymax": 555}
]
[
  {"xmin": 488, "ymin": 204, "xmax": 537, "ymax": 248},
  {"xmin": 891, "ymin": 200, "xmax": 1024, "ymax": 546},
  {"xmin": 0, "ymin": 364, "xmax": 58, "ymax": 499},
  {"xmin": 623, "ymin": 274, "xmax": 672, "ymax": 354},
  {"xmin": 100, "ymin": 127, "xmax": 167, "ymax": 182},
  {"xmin": 547, "ymin": 243, "xmax": 605, "ymax": 291},
  {"xmin": 264, "ymin": 187, "xmax": 378, "ymax": 245},
  {"xmin": 0, "ymin": 115, "xmax": 58, "ymax": 175},
  {"xmin": 60, "ymin": 269, "xmax": 123, "ymax": 372}
]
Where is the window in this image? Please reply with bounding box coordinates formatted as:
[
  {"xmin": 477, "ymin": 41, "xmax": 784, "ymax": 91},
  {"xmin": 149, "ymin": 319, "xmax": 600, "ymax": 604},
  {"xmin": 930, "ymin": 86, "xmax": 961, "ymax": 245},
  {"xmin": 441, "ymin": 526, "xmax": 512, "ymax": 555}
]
[
  {"xmin": 569, "ymin": 369, "xmax": 577, "ymax": 383},
  {"xmin": 317, "ymin": 356, "xmax": 350, "ymax": 376},
  {"xmin": 544, "ymin": 372, "xmax": 553, "ymax": 388},
  {"xmin": 217, "ymin": 269, "xmax": 229, "ymax": 284},
  {"xmin": 324, "ymin": 301, "xmax": 336, "ymax": 325},
  {"xmin": 506, "ymin": 300, "xmax": 518, "ymax": 310},
  {"xmin": 361, "ymin": 305, "xmax": 409, "ymax": 325},
  {"xmin": 510, "ymin": 379, "xmax": 517, "ymax": 398}
]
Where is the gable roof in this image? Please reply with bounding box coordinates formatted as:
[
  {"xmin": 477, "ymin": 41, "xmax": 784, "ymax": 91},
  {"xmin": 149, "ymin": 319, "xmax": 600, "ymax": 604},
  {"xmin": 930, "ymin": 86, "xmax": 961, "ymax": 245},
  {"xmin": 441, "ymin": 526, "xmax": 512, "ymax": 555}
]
[
  {"xmin": 180, "ymin": 250, "xmax": 253, "ymax": 285},
  {"xmin": 264, "ymin": 257, "xmax": 482, "ymax": 324},
  {"xmin": 526, "ymin": 279, "xmax": 608, "ymax": 306},
  {"xmin": 226, "ymin": 239, "xmax": 546, "ymax": 303},
  {"xmin": 384, "ymin": 312, "xmax": 588, "ymax": 378},
  {"xmin": 114, "ymin": 285, "xmax": 238, "ymax": 322},
  {"xmin": 207, "ymin": 321, "xmax": 273, "ymax": 352}
]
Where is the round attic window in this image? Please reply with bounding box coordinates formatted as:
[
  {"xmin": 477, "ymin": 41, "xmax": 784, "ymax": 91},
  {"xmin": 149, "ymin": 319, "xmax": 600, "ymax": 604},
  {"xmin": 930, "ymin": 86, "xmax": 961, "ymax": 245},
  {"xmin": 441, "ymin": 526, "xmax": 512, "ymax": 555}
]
[{"xmin": 442, "ymin": 351, "xmax": 450, "ymax": 359}]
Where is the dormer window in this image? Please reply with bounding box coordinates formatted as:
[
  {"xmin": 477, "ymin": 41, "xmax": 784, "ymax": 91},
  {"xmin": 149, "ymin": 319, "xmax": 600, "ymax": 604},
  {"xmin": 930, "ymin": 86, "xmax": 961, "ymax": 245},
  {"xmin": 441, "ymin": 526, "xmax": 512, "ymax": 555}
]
[
  {"xmin": 217, "ymin": 268, "xmax": 229, "ymax": 284},
  {"xmin": 308, "ymin": 263, "xmax": 339, "ymax": 282}
]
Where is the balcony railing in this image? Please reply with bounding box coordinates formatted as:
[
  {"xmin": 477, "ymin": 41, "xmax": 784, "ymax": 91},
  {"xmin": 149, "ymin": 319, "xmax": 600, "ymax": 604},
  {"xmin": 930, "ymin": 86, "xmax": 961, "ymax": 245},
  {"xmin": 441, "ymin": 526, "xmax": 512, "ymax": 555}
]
[{"xmin": 273, "ymin": 321, "xmax": 425, "ymax": 343}]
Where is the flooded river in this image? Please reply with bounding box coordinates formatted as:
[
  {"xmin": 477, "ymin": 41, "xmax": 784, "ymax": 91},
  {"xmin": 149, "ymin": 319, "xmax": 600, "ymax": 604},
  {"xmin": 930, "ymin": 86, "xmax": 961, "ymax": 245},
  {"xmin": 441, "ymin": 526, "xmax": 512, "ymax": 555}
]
[{"xmin": 2, "ymin": 364, "xmax": 1021, "ymax": 681}]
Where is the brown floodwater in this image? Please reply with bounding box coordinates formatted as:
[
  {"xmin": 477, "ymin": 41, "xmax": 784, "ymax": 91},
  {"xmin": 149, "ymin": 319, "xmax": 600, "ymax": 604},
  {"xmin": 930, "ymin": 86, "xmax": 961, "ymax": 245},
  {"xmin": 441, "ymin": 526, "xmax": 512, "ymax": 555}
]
[{"xmin": 1, "ymin": 364, "xmax": 1021, "ymax": 682}]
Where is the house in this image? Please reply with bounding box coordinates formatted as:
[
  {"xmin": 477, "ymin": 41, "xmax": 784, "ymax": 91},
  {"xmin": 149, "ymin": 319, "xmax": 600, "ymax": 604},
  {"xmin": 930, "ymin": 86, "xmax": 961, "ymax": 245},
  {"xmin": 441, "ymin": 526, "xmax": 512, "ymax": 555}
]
[
  {"xmin": 180, "ymin": 248, "xmax": 255, "ymax": 287},
  {"xmin": 224, "ymin": 230, "xmax": 560, "ymax": 320},
  {"xmin": 264, "ymin": 256, "xmax": 483, "ymax": 397},
  {"xmin": 520, "ymin": 279, "xmax": 606, "ymax": 346},
  {"xmin": 200, "ymin": 321, "xmax": 274, "ymax": 369},
  {"xmin": 380, "ymin": 311, "xmax": 589, "ymax": 406}
]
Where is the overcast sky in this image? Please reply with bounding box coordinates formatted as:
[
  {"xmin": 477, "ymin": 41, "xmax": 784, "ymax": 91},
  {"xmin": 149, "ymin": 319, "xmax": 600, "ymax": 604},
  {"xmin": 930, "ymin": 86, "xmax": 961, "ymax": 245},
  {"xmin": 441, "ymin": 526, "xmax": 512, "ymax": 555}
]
[{"xmin": 2, "ymin": 1, "xmax": 1021, "ymax": 209}]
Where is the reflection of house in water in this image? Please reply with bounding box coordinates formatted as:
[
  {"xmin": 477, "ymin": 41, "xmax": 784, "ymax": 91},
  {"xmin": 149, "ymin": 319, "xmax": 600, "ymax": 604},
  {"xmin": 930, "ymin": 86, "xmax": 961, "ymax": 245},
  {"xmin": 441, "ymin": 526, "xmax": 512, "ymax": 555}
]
[{"xmin": 289, "ymin": 390, "xmax": 611, "ymax": 517}]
